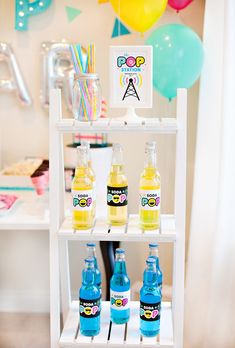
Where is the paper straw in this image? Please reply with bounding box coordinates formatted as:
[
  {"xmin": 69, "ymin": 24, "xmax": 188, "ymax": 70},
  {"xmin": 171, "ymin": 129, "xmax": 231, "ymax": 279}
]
[
  {"xmin": 73, "ymin": 44, "xmax": 83, "ymax": 73},
  {"xmin": 69, "ymin": 46, "xmax": 79, "ymax": 74},
  {"xmin": 69, "ymin": 43, "xmax": 97, "ymax": 121}
]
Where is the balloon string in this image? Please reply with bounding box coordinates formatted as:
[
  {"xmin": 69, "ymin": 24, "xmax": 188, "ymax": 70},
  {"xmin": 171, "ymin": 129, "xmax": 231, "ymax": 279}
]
[{"xmin": 118, "ymin": 0, "xmax": 120, "ymax": 37}]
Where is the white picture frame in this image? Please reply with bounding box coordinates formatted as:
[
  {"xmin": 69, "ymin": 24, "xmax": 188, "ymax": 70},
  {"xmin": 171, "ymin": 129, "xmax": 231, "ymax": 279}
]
[{"xmin": 109, "ymin": 45, "xmax": 153, "ymax": 109}]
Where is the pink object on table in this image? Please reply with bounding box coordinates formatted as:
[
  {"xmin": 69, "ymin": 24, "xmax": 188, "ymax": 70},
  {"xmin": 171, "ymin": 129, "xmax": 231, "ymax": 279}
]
[
  {"xmin": 31, "ymin": 172, "xmax": 48, "ymax": 195},
  {"xmin": 30, "ymin": 159, "xmax": 49, "ymax": 196},
  {"xmin": 0, "ymin": 194, "xmax": 18, "ymax": 211}
]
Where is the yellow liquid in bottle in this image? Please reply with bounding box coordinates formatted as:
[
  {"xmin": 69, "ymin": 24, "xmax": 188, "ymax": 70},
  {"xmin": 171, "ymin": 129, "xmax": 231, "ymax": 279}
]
[
  {"xmin": 107, "ymin": 164, "xmax": 128, "ymax": 226},
  {"xmin": 72, "ymin": 166, "xmax": 94, "ymax": 230},
  {"xmin": 139, "ymin": 167, "xmax": 161, "ymax": 230}
]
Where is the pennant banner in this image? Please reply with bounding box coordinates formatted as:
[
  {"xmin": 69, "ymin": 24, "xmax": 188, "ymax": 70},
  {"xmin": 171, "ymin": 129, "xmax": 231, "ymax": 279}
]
[
  {"xmin": 112, "ymin": 18, "xmax": 130, "ymax": 38},
  {"xmin": 65, "ymin": 6, "xmax": 81, "ymax": 22}
]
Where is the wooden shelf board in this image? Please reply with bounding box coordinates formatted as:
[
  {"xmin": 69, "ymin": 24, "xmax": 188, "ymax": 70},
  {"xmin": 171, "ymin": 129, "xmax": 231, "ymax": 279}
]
[
  {"xmin": 57, "ymin": 118, "xmax": 178, "ymax": 134},
  {"xmin": 60, "ymin": 301, "xmax": 174, "ymax": 347},
  {"xmin": 58, "ymin": 214, "xmax": 176, "ymax": 242}
]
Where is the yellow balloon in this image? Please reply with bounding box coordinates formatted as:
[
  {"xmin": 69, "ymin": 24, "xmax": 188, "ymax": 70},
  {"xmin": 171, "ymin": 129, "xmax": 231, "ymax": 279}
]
[{"xmin": 110, "ymin": 0, "xmax": 168, "ymax": 33}]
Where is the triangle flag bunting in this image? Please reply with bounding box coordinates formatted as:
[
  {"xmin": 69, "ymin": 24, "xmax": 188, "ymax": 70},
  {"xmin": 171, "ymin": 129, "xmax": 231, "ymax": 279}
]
[
  {"xmin": 65, "ymin": 6, "xmax": 82, "ymax": 23},
  {"xmin": 112, "ymin": 18, "xmax": 131, "ymax": 38}
]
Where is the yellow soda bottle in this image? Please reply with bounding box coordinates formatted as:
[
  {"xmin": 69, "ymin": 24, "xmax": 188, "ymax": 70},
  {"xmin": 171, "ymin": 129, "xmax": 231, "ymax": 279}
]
[
  {"xmin": 81, "ymin": 140, "xmax": 96, "ymax": 220},
  {"xmin": 139, "ymin": 142, "xmax": 161, "ymax": 230},
  {"xmin": 107, "ymin": 144, "xmax": 128, "ymax": 226},
  {"xmin": 71, "ymin": 146, "xmax": 94, "ymax": 230}
]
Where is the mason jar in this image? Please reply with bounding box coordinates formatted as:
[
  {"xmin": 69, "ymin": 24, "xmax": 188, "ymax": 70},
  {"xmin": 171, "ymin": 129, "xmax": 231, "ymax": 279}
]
[{"xmin": 72, "ymin": 73, "xmax": 102, "ymax": 122}]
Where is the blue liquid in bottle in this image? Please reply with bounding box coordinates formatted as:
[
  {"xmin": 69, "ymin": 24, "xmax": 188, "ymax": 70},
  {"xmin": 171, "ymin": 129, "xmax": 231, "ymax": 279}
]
[
  {"xmin": 110, "ymin": 248, "xmax": 130, "ymax": 324},
  {"xmin": 79, "ymin": 258, "xmax": 101, "ymax": 336},
  {"xmin": 140, "ymin": 257, "xmax": 161, "ymax": 337},
  {"xmin": 86, "ymin": 243, "xmax": 102, "ymax": 295},
  {"xmin": 149, "ymin": 243, "xmax": 163, "ymax": 293}
]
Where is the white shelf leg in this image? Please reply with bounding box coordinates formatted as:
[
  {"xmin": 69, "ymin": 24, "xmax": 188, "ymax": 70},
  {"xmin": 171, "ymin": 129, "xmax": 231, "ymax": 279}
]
[
  {"xmin": 49, "ymin": 89, "xmax": 64, "ymax": 348},
  {"xmin": 59, "ymin": 239, "xmax": 71, "ymax": 322},
  {"xmin": 172, "ymin": 88, "xmax": 187, "ymax": 348},
  {"xmin": 56, "ymin": 97, "xmax": 71, "ymax": 324}
]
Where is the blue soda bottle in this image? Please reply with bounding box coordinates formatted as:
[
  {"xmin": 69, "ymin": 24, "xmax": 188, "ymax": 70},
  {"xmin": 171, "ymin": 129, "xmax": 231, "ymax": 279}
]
[
  {"xmin": 86, "ymin": 243, "xmax": 102, "ymax": 295},
  {"xmin": 110, "ymin": 248, "xmax": 130, "ymax": 324},
  {"xmin": 149, "ymin": 243, "xmax": 163, "ymax": 293},
  {"xmin": 79, "ymin": 258, "xmax": 101, "ymax": 336},
  {"xmin": 140, "ymin": 257, "xmax": 161, "ymax": 337}
]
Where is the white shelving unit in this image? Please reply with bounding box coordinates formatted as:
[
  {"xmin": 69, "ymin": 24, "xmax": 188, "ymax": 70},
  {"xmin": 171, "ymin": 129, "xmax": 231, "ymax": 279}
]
[{"xmin": 49, "ymin": 88, "xmax": 187, "ymax": 348}]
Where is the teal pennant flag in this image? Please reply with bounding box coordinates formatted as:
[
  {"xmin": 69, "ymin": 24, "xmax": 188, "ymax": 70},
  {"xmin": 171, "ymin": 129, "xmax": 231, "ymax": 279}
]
[
  {"xmin": 65, "ymin": 6, "xmax": 82, "ymax": 23},
  {"xmin": 112, "ymin": 18, "xmax": 131, "ymax": 38}
]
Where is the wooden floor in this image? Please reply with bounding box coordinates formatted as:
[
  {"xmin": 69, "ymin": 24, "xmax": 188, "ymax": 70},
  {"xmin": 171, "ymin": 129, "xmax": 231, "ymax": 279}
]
[{"xmin": 0, "ymin": 313, "xmax": 50, "ymax": 348}]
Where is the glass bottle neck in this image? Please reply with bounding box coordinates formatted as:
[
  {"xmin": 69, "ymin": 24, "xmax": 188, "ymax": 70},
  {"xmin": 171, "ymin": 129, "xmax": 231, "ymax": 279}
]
[
  {"xmin": 112, "ymin": 145, "xmax": 123, "ymax": 166},
  {"xmin": 83, "ymin": 262, "xmax": 95, "ymax": 285},
  {"xmin": 87, "ymin": 247, "xmax": 98, "ymax": 268},
  {"xmin": 144, "ymin": 148, "xmax": 156, "ymax": 169},
  {"xmin": 75, "ymin": 147, "xmax": 89, "ymax": 175},
  {"xmin": 143, "ymin": 262, "xmax": 157, "ymax": 286},
  {"xmin": 81, "ymin": 141, "xmax": 92, "ymax": 166},
  {"xmin": 149, "ymin": 248, "xmax": 159, "ymax": 267},
  {"xmin": 114, "ymin": 254, "xmax": 127, "ymax": 274}
]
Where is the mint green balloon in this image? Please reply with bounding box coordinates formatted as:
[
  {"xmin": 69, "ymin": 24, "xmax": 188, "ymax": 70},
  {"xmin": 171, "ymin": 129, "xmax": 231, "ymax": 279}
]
[{"xmin": 146, "ymin": 24, "xmax": 204, "ymax": 99}]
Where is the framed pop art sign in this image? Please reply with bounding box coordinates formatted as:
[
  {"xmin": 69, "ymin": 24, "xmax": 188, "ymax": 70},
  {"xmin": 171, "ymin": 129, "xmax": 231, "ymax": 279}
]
[{"xmin": 109, "ymin": 46, "xmax": 153, "ymax": 108}]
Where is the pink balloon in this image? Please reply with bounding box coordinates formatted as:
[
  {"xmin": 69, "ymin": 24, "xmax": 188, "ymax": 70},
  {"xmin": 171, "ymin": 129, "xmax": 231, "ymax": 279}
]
[{"xmin": 168, "ymin": 0, "xmax": 193, "ymax": 12}]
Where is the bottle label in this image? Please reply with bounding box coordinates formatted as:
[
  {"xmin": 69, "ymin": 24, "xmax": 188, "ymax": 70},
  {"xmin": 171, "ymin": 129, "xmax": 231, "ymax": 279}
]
[
  {"xmin": 107, "ymin": 186, "xmax": 128, "ymax": 206},
  {"xmin": 72, "ymin": 190, "xmax": 93, "ymax": 211},
  {"xmin": 110, "ymin": 290, "xmax": 130, "ymax": 310},
  {"xmin": 140, "ymin": 301, "xmax": 161, "ymax": 321},
  {"xmin": 79, "ymin": 297, "xmax": 101, "ymax": 318},
  {"xmin": 139, "ymin": 189, "xmax": 160, "ymax": 211}
]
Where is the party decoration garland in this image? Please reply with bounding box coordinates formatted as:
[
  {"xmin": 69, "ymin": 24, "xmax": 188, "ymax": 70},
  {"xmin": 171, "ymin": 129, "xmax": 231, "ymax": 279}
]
[
  {"xmin": 112, "ymin": 18, "xmax": 130, "ymax": 38},
  {"xmin": 15, "ymin": 0, "xmax": 52, "ymax": 31},
  {"xmin": 65, "ymin": 6, "xmax": 81, "ymax": 23}
]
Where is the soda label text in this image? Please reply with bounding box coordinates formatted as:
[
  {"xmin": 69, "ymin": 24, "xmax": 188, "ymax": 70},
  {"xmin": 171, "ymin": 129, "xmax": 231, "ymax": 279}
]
[
  {"xmin": 140, "ymin": 301, "xmax": 161, "ymax": 321},
  {"xmin": 110, "ymin": 290, "xmax": 130, "ymax": 311},
  {"xmin": 140, "ymin": 189, "xmax": 160, "ymax": 211},
  {"xmin": 107, "ymin": 186, "xmax": 128, "ymax": 207},
  {"xmin": 72, "ymin": 190, "xmax": 93, "ymax": 211},
  {"xmin": 80, "ymin": 297, "xmax": 101, "ymax": 318}
]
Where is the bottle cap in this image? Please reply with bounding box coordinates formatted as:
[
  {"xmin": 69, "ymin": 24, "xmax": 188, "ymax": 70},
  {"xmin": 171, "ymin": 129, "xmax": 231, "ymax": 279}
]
[
  {"xmin": 149, "ymin": 243, "xmax": 159, "ymax": 248},
  {"xmin": 87, "ymin": 243, "xmax": 96, "ymax": 247},
  {"xmin": 115, "ymin": 248, "xmax": 125, "ymax": 254}
]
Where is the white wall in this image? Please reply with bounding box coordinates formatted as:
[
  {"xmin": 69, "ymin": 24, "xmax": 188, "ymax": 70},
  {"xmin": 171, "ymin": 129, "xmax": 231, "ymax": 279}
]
[{"xmin": 0, "ymin": 0, "xmax": 204, "ymax": 311}]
